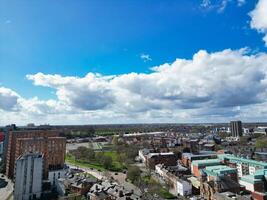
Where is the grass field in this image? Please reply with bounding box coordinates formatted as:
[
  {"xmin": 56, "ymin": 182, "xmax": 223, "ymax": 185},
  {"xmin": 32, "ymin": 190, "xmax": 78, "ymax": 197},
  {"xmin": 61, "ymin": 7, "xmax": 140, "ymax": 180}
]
[
  {"xmin": 65, "ymin": 153, "xmax": 106, "ymax": 171},
  {"xmin": 66, "ymin": 151, "xmax": 125, "ymax": 172}
]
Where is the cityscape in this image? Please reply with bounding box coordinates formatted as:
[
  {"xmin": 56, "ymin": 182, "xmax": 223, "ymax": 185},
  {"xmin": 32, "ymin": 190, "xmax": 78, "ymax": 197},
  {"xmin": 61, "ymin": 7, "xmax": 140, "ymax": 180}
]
[
  {"xmin": 0, "ymin": 122, "xmax": 266, "ymax": 200},
  {"xmin": 1, "ymin": 0, "xmax": 267, "ymax": 200}
]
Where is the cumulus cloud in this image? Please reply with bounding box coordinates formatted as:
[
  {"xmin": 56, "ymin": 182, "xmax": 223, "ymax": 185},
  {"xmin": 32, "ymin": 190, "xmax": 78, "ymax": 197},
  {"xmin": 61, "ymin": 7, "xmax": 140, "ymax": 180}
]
[
  {"xmin": 0, "ymin": 87, "xmax": 20, "ymax": 111},
  {"xmin": 2, "ymin": 48, "xmax": 267, "ymax": 124},
  {"xmin": 249, "ymin": 0, "xmax": 267, "ymax": 46},
  {"xmin": 26, "ymin": 73, "xmax": 115, "ymax": 110},
  {"xmin": 24, "ymin": 48, "xmax": 267, "ymax": 122}
]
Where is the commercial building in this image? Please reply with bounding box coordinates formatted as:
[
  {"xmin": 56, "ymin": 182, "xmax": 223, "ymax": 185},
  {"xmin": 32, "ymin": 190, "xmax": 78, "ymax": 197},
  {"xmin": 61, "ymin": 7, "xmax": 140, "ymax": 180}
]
[
  {"xmin": 239, "ymin": 169, "xmax": 267, "ymax": 200},
  {"xmin": 5, "ymin": 129, "xmax": 66, "ymax": 179},
  {"xmin": 191, "ymin": 159, "xmax": 222, "ymax": 177},
  {"xmin": 230, "ymin": 121, "xmax": 242, "ymax": 137},
  {"xmin": 203, "ymin": 165, "xmax": 238, "ymax": 182},
  {"xmin": 218, "ymin": 154, "xmax": 267, "ymax": 177},
  {"xmin": 14, "ymin": 153, "xmax": 43, "ymax": 200},
  {"xmin": 181, "ymin": 152, "xmax": 217, "ymax": 168}
]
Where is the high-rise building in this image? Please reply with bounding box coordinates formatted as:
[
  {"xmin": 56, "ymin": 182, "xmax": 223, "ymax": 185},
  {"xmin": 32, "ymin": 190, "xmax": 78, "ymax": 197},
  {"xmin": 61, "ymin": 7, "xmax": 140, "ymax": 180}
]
[
  {"xmin": 230, "ymin": 121, "xmax": 242, "ymax": 137},
  {"xmin": 5, "ymin": 129, "xmax": 66, "ymax": 179},
  {"xmin": 14, "ymin": 153, "xmax": 43, "ymax": 200}
]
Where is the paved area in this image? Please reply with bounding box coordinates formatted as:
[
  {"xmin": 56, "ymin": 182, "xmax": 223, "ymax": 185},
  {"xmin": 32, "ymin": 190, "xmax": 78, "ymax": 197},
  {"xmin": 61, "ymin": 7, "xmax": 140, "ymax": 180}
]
[
  {"xmin": 0, "ymin": 174, "xmax": 13, "ymax": 200},
  {"xmin": 66, "ymin": 142, "xmax": 90, "ymax": 152},
  {"xmin": 68, "ymin": 164, "xmax": 104, "ymax": 179}
]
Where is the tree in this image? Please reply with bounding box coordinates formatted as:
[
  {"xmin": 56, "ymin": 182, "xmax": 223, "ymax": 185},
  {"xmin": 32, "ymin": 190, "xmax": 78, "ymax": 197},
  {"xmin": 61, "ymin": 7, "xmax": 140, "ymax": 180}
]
[
  {"xmin": 85, "ymin": 148, "xmax": 95, "ymax": 161},
  {"xmin": 127, "ymin": 166, "xmax": 141, "ymax": 183},
  {"xmin": 100, "ymin": 155, "xmax": 113, "ymax": 169},
  {"xmin": 256, "ymin": 136, "xmax": 267, "ymax": 150}
]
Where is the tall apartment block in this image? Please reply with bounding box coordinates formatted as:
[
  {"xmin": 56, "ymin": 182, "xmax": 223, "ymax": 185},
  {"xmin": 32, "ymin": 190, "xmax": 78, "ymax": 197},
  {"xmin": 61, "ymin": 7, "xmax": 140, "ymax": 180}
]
[
  {"xmin": 5, "ymin": 129, "xmax": 66, "ymax": 179},
  {"xmin": 230, "ymin": 121, "xmax": 242, "ymax": 137},
  {"xmin": 14, "ymin": 153, "xmax": 43, "ymax": 200}
]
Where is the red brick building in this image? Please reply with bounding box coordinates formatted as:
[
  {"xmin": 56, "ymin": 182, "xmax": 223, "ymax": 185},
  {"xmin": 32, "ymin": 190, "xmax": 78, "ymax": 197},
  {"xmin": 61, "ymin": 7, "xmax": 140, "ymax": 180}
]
[
  {"xmin": 5, "ymin": 130, "xmax": 66, "ymax": 179},
  {"xmin": 146, "ymin": 152, "xmax": 177, "ymax": 169}
]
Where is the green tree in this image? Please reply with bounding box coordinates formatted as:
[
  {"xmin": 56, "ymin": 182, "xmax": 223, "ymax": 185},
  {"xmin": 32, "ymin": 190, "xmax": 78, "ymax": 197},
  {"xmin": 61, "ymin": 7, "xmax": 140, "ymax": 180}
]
[
  {"xmin": 100, "ymin": 155, "xmax": 113, "ymax": 169},
  {"xmin": 127, "ymin": 166, "xmax": 141, "ymax": 183},
  {"xmin": 256, "ymin": 136, "xmax": 267, "ymax": 150}
]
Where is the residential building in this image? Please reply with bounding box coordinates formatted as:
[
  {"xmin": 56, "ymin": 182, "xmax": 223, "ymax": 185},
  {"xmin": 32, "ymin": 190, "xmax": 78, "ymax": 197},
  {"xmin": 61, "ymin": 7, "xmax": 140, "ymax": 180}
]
[
  {"xmin": 230, "ymin": 121, "xmax": 242, "ymax": 137},
  {"xmin": 0, "ymin": 132, "xmax": 5, "ymax": 155},
  {"xmin": 146, "ymin": 152, "xmax": 177, "ymax": 169},
  {"xmin": 138, "ymin": 148, "xmax": 151, "ymax": 163},
  {"xmin": 87, "ymin": 180, "xmax": 141, "ymax": 200},
  {"xmin": 14, "ymin": 153, "xmax": 43, "ymax": 200},
  {"xmin": 155, "ymin": 164, "xmax": 191, "ymax": 196},
  {"xmin": 5, "ymin": 129, "xmax": 66, "ymax": 179},
  {"xmin": 48, "ymin": 167, "xmax": 68, "ymax": 187}
]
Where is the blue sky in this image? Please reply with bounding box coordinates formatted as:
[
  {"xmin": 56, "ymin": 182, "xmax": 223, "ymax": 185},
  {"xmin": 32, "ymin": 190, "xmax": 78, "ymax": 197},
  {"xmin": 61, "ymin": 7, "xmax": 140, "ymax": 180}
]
[{"xmin": 1, "ymin": 0, "xmax": 267, "ymax": 125}]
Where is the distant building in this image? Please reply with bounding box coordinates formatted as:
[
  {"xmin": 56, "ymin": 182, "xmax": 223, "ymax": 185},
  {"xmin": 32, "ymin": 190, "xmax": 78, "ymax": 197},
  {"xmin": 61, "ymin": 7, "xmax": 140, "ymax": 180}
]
[
  {"xmin": 5, "ymin": 129, "xmax": 66, "ymax": 179},
  {"xmin": 138, "ymin": 148, "xmax": 152, "ymax": 163},
  {"xmin": 181, "ymin": 152, "xmax": 217, "ymax": 168},
  {"xmin": 14, "ymin": 153, "xmax": 43, "ymax": 200},
  {"xmin": 230, "ymin": 121, "xmax": 242, "ymax": 137},
  {"xmin": 146, "ymin": 152, "xmax": 177, "ymax": 169}
]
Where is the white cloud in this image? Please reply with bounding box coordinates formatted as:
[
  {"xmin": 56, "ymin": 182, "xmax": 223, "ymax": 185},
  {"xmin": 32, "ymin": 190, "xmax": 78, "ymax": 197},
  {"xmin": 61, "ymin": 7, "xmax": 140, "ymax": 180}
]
[
  {"xmin": 249, "ymin": 0, "xmax": 267, "ymax": 46},
  {"xmin": 2, "ymin": 48, "xmax": 267, "ymax": 124},
  {"xmin": 201, "ymin": 0, "xmax": 211, "ymax": 8},
  {"xmin": 237, "ymin": 0, "xmax": 246, "ymax": 6},
  {"xmin": 140, "ymin": 53, "xmax": 152, "ymax": 62},
  {"xmin": 0, "ymin": 87, "xmax": 20, "ymax": 111},
  {"xmin": 200, "ymin": 0, "xmax": 246, "ymax": 13}
]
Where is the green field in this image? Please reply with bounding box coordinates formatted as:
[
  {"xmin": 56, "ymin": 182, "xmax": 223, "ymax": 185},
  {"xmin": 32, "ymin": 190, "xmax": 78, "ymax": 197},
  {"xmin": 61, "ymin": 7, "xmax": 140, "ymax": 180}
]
[
  {"xmin": 66, "ymin": 151, "xmax": 125, "ymax": 172},
  {"xmin": 65, "ymin": 153, "xmax": 106, "ymax": 171}
]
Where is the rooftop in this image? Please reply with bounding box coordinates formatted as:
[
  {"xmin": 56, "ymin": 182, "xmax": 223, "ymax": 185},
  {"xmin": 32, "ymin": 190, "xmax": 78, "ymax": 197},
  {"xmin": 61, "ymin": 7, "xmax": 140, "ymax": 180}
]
[
  {"xmin": 218, "ymin": 154, "xmax": 267, "ymax": 168},
  {"xmin": 191, "ymin": 159, "xmax": 221, "ymax": 167},
  {"xmin": 204, "ymin": 165, "xmax": 237, "ymax": 177}
]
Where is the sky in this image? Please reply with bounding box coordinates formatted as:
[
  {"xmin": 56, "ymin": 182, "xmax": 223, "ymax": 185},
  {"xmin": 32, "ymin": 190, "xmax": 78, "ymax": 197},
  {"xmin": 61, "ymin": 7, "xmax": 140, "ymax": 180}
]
[{"xmin": 1, "ymin": 0, "xmax": 267, "ymax": 125}]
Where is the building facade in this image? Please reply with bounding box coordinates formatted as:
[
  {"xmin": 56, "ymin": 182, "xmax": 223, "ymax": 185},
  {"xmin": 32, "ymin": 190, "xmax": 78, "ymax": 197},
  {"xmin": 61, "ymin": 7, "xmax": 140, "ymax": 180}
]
[
  {"xmin": 230, "ymin": 121, "xmax": 242, "ymax": 137},
  {"xmin": 5, "ymin": 129, "xmax": 66, "ymax": 179},
  {"xmin": 14, "ymin": 153, "xmax": 43, "ymax": 200}
]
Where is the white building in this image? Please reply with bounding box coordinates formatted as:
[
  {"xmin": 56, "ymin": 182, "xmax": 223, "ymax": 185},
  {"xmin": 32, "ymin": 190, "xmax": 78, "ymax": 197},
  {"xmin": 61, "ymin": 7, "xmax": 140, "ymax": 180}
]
[
  {"xmin": 48, "ymin": 168, "xmax": 67, "ymax": 187},
  {"xmin": 177, "ymin": 179, "xmax": 192, "ymax": 196},
  {"xmin": 138, "ymin": 148, "xmax": 151, "ymax": 162},
  {"xmin": 0, "ymin": 141, "xmax": 3, "ymax": 155},
  {"xmin": 14, "ymin": 153, "xmax": 43, "ymax": 200}
]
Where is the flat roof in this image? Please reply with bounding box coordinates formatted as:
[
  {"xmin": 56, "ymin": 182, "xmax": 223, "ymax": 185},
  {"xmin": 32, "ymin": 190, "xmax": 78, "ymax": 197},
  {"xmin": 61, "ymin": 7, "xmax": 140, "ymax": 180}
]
[
  {"xmin": 218, "ymin": 154, "xmax": 267, "ymax": 168},
  {"xmin": 147, "ymin": 152, "xmax": 174, "ymax": 158},
  {"xmin": 191, "ymin": 159, "xmax": 221, "ymax": 167},
  {"xmin": 204, "ymin": 165, "xmax": 237, "ymax": 177}
]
